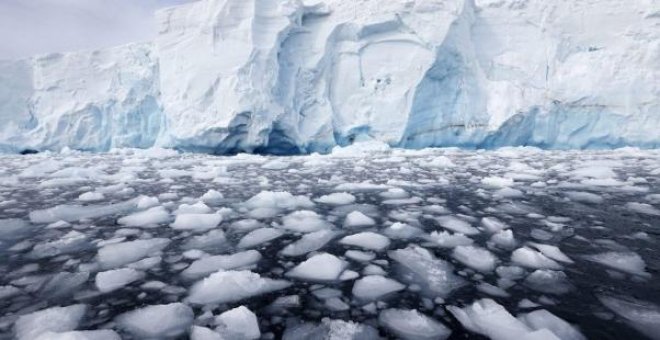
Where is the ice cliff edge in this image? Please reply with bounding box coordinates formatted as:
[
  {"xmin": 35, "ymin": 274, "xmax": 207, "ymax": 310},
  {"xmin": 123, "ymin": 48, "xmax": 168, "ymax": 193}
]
[{"xmin": 1, "ymin": 0, "xmax": 659, "ymax": 154}]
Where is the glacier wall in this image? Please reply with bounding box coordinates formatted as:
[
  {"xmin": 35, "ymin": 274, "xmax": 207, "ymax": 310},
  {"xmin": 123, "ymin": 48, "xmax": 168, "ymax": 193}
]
[{"xmin": 0, "ymin": 0, "xmax": 658, "ymax": 153}]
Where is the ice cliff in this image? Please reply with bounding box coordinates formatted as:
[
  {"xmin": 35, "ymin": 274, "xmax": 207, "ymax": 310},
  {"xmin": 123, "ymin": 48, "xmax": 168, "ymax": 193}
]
[{"xmin": 1, "ymin": 0, "xmax": 658, "ymax": 153}]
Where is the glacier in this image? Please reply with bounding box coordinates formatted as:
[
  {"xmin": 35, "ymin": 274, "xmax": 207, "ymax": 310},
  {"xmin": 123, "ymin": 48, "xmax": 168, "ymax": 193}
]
[{"xmin": 0, "ymin": 0, "xmax": 658, "ymax": 154}]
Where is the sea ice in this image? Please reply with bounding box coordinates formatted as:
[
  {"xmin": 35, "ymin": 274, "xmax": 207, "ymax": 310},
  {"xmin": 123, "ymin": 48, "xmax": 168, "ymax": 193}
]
[
  {"xmin": 237, "ymin": 228, "xmax": 285, "ymax": 249},
  {"xmin": 281, "ymin": 210, "xmax": 332, "ymax": 233},
  {"xmin": 181, "ymin": 250, "xmax": 262, "ymax": 279},
  {"xmin": 215, "ymin": 306, "xmax": 261, "ymax": 340},
  {"xmin": 286, "ymin": 253, "xmax": 348, "ymax": 281},
  {"xmin": 116, "ymin": 303, "xmax": 193, "ymax": 338},
  {"xmin": 170, "ymin": 213, "xmax": 222, "ymax": 231},
  {"xmin": 280, "ymin": 230, "xmax": 339, "ymax": 257},
  {"xmin": 584, "ymin": 251, "xmax": 650, "ymax": 277},
  {"xmin": 97, "ymin": 238, "xmax": 170, "ymax": 269},
  {"xmin": 352, "ymin": 275, "xmax": 405, "ymax": 301},
  {"xmin": 187, "ymin": 270, "xmax": 290, "ymax": 304},
  {"xmin": 117, "ymin": 206, "xmax": 170, "ymax": 227},
  {"xmin": 95, "ymin": 268, "xmax": 144, "ymax": 293},
  {"xmin": 344, "ymin": 211, "xmax": 376, "ymax": 228},
  {"xmin": 389, "ymin": 246, "xmax": 465, "ymax": 297},
  {"xmin": 315, "ymin": 192, "xmax": 356, "ymax": 205},
  {"xmin": 379, "ymin": 308, "xmax": 452, "ymax": 340},
  {"xmin": 512, "ymin": 247, "xmax": 563, "ymax": 270},
  {"xmin": 340, "ymin": 232, "xmax": 390, "ymax": 251},
  {"xmin": 452, "ymin": 246, "xmax": 498, "ymax": 272},
  {"xmin": 435, "ymin": 216, "xmax": 480, "ymax": 235},
  {"xmin": 14, "ymin": 304, "xmax": 87, "ymax": 340}
]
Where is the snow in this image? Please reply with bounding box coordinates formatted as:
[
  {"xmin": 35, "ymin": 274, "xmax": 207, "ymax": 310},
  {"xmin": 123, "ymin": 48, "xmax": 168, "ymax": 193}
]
[
  {"xmin": 340, "ymin": 232, "xmax": 390, "ymax": 251},
  {"xmin": 452, "ymin": 246, "xmax": 498, "ymax": 273},
  {"xmin": 352, "ymin": 275, "xmax": 405, "ymax": 301},
  {"xmin": 187, "ymin": 270, "xmax": 290, "ymax": 304},
  {"xmin": 379, "ymin": 308, "xmax": 452, "ymax": 340},
  {"xmin": 97, "ymin": 238, "xmax": 170, "ymax": 269},
  {"xmin": 95, "ymin": 268, "xmax": 144, "ymax": 293},
  {"xmin": 14, "ymin": 304, "xmax": 87, "ymax": 340},
  {"xmin": 115, "ymin": 303, "xmax": 194, "ymax": 338},
  {"xmin": 181, "ymin": 250, "xmax": 262, "ymax": 279},
  {"xmin": 286, "ymin": 253, "xmax": 348, "ymax": 282},
  {"xmin": 2, "ymin": 0, "xmax": 658, "ymax": 153},
  {"xmin": 170, "ymin": 213, "xmax": 222, "ymax": 231},
  {"xmin": 215, "ymin": 306, "xmax": 261, "ymax": 340}
]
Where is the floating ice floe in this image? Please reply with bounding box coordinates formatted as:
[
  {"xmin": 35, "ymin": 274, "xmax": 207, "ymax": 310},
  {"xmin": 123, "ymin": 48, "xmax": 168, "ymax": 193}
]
[
  {"xmin": 215, "ymin": 305, "xmax": 260, "ymax": 340},
  {"xmin": 344, "ymin": 211, "xmax": 376, "ymax": 228},
  {"xmin": 286, "ymin": 253, "xmax": 348, "ymax": 282},
  {"xmin": 315, "ymin": 192, "xmax": 356, "ymax": 205},
  {"xmin": 280, "ymin": 230, "xmax": 339, "ymax": 257},
  {"xmin": 389, "ymin": 245, "xmax": 465, "ymax": 297},
  {"xmin": 282, "ymin": 318, "xmax": 380, "ymax": 340},
  {"xmin": 201, "ymin": 189, "xmax": 224, "ymax": 205},
  {"xmin": 14, "ymin": 304, "xmax": 87, "ymax": 340},
  {"xmin": 29, "ymin": 197, "xmax": 140, "ymax": 223},
  {"xmin": 452, "ymin": 246, "xmax": 498, "ymax": 273},
  {"xmin": 598, "ymin": 294, "xmax": 660, "ymax": 340},
  {"xmin": 281, "ymin": 210, "xmax": 332, "ymax": 232},
  {"xmin": 34, "ymin": 330, "xmax": 120, "ymax": 340},
  {"xmin": 116, "ymin": 302, "xmax": 193, "ymax": 338},
  {"xmin": 170, "ymin": 213, "xmax": 222, "ymax": 231},
  {"xmin": 187, "ymin": 270, "xmax": 290, "ymax": 304},
  {"xmin": 237, "ymin": 228, "xmax": 285, "ymax": 249},
  {"xmin": 379, "ymin": 308, "xmax": 452, "ymax": 340},
  {"xmin": 511, "ymin": 247, "xmax": 563, "ymax": 270},
  {"xmin": 340, "ymin": 232, "xmax": 390, "ymax": 251},
  {"xmin": 352, "ymin": 275, "xmax": 405, "ymax": 301},
  {"xmin": 95, "ymin": 268, "xmax": 144, "ymax": 293},
  {"xmin": 435, "ymin": 216, "xmax": 480, "ymax": 235},
  {"xmin": 117, "ymin": 206, "xmax": 170, "ymax": 227},
  {"xmin": 181, "ymin": 250, "xmax": 262, "ymax": 279},
  {"xmin": 524, "ymin": 270, "xmax": 573, "ymax": 294},
  {"xmin": 97, "ymin": 238, "xmax": 170, "ymax": 269},
  {"xmin": 583, "ymin": 251, "xmax": 650, "ymax": 277},
  {"xmin": 518, "ymin": 309, "xmax": 586, "ymax": 340}
]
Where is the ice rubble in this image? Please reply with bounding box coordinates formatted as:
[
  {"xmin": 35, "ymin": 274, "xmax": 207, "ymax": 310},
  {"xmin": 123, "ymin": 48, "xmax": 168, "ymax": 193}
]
[{"xmin": 1, "ymin": 0, "xmax": 659, "ymax": 153}]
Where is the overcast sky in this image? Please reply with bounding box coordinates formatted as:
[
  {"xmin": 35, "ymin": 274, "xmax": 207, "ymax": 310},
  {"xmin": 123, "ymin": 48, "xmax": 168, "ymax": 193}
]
[{"xmin": 0, "ymin": 0, "xmax": 193, "ymax": 60}]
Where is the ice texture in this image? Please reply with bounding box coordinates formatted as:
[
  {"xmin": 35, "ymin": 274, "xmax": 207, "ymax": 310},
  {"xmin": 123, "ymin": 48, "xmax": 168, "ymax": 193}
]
[{"xmin": 2, "ymin": 0, "xmax": 658, "ymax": 153}]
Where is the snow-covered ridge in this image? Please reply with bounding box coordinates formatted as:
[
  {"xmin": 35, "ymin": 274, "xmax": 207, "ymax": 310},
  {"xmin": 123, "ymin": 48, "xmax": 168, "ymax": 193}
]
[{"xmin": 1, "ymin": 0, "xmax": 658, "ymax": 153}]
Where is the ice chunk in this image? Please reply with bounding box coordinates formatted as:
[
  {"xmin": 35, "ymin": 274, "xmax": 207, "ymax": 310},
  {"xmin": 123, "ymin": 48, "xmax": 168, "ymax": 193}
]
[
  {"xmin": 425, "ymin": 231, "xmax": 473, "ymax": 248},
  {"xmin": 215, "ymin": 306, "xmax": 260, "ymax": 340},
  {"xmin": 528, "ymin": 243, "xmax": 573, "ymax": 264},
  {"xmin": 565, "ymin": 191, "xmax": 603, "ymax": 204},
  {"xmin": 182, "ymin": 250, "xmax": 262, "ymax": 279},
  {"xmin": 352, "ymin": 275, "xmax": 405, "ymax": 301},
  {"xmin": 490, "ymin": 230, "xmax": 516, "ymax": 249},
  {"xmin": 237, "ymin": 228, "xmax": 285, "ymax": 249},
  {"xmin": 448, "ymin": 299, "xmax": 558, "ymax": 340},
  {"xmin": 435, "ymin": 216, "xmax": 479, "ymax": 235},
  {"xmin": 117, "ymin": 206, "xmax": 170, "ymax": 227},
  {"xmin": 14, "ymin": 304, "xmax": 87, "ymax": 340},
  {"xmin": 511, "ymin": 247, "xmax": 563, "ymax": 270},
  {"xmin": 190, "ymin": 326, "xmax": 223, "ymax": 340},
  {"xmin": 78, "ymin": 192, "xmax": 105, "ymax": 202},
  {"xmin": 95, "ymin": 268, "xmax": 144, "ymax": 293},
  {"xmin": 344, "ymin": 211, "xmax": 376, "ymax": 228},
  {"xmin": 29, "ymin": 230, "xmax": 91, "ymax": 259},
  {"xmin": 281, "ymin": 210, "xmax": 332, "ymax": 233},
  {"xmin": 187, "ymin": 270, "xmax": 290, "ymax": 304},
  {"xmin": 524, "ymin": 270, "xmax": 572, "ymax": 295},
  {"xmin": 481, "ymin": 217, "xmax": 509, "ymax": 233},
  {"xmin": 29, "ymin": 198, "xmax": 140, "ymax": 223},
  {"xmin": 315, "ymin": 192, "xmax": 356, "ymax": 205},
  {"xmin": 97, "ymin": 238, "xmax": 170, "ymax": 269},
  {"xmin": 625, "ymin": 202, "xmax": 660, "ymax": 216},
  {"xmin": 583, "ymin": 251, "xmax": 650, "ymax": 277},
  {"xmin": 340, "ymin": 232, "xmax": 390, "ymax": 251},
  {"xmin": 0, "ymin": 218, "xmax": 31, "ymax": 240},
  {"xmin": 283, "ymin": 318, "xmax": 380, "ymax": 340},
  {"xmin": 116, "ymin": 303, "xmax": 194, "ymax": 338},
  {"xmin": 482, "ymin": 176, "xmax": 514, "ymax": 188},
  {"xmin": 389, "ymin": 245, "xmax": 465, "ymax": 297},
  {"xmin": 383, "ymin": 222, "xmax": 423, "ymax": 239},
  {"xmin": 518, "ymin": 309, "xmax": 586, "ymax": 340},
  {"xmin": 598, "ymin": 295, "xmax": 660, "ymax": 340},
  {"xmin": 379, "ymin": 308, "xmax": 452, "ymax": 340},
  {"xmin": 182, "ymin": 229, "xmax": 228, "ymax": 252},
  {"xmin": 34, "ymin": 330, "xmax": 121, "ymax": 340},
  {"xmin": 243, "ymin": 191, "xmax": 314, "ymax": 211},
  {"xmin": 280, "ymin": 230, "xmax": 339, "ymax": 257},
  {"xmin": 174, "ymin": 202, "xmax": 212, "ymax": 215},
  {"xmin": 286, "ymin": 253, "xmax": 348, "ymax": 282},
  {"xmin": 171, "ymin": 213, "xmax": 222, "ymax": 231},
  {"xmin": 201, "ymin": 189, "xmax": 224, "ymax": 205},
  {"xmin": 452, "ymin": 246, "xmax": 498, "ymax": 273}
]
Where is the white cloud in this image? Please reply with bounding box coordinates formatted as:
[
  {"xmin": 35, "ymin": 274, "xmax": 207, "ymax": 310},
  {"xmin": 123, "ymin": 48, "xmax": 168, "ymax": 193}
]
[{"xmin": 0, "ymin": 0, "xmax": 193, "ymax": 60}]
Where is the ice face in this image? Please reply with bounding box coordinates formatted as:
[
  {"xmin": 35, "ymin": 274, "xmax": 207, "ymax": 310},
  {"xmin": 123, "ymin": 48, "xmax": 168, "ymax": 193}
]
[{"xmin": 1, "ymin": 0, "xmax": 658, "ymax": 153}]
